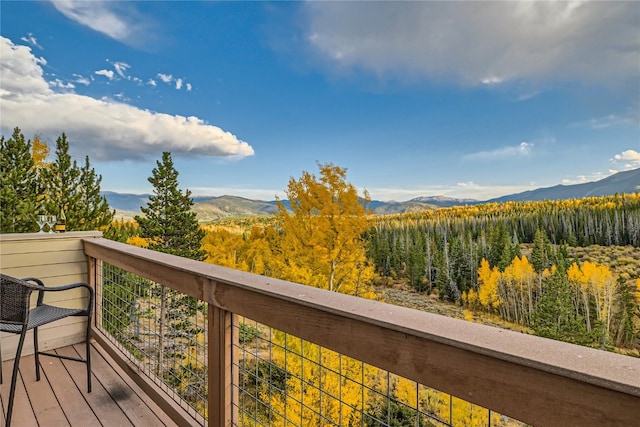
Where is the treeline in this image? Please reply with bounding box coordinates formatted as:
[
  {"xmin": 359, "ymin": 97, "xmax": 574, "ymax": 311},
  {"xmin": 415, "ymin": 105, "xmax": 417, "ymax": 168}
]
[
  {"xmin": 367, "ymin": 195, "xmax": 640, "ymax": 295},
  {"xmin": 0, "ymin": 127, "xmax": 113, "ymax": 233}
]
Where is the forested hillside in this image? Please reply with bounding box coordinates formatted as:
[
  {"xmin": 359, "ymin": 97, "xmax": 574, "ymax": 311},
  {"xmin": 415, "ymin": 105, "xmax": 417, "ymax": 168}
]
[
  {"xmin": 109, "ymin": 193, "xmax": 640, "ymax": 352},
  {"xmin": 366, "ymin": 194, "xmax": 640, "ymax": 350}
]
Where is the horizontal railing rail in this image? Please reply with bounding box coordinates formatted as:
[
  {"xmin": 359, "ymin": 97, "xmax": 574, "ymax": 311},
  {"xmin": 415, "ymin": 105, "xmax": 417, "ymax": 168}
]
[{"xmin": 83, "ymin": 237, "xmax": 640, "ymax": 427}]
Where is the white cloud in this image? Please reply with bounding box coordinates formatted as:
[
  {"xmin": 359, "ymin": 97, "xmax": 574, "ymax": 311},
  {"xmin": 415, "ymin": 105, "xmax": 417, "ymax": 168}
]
[
  {"xmin": 49, "ymin": 0, "xmax": 154, "ymax": 47},
  {"xmin": 74, "ymin": 74, "xmax": 91, "ymax": 85},
  {"xmin": 610, "ymin": 149, "xmax": 640, "ymax": 168},
  {"xmin": 157, "ymin": 73, "xmax": 173, "ymax": 83},
  {"xmin": 95, "ymin": 69, "xmax": 115, "ymax": 80},
  {"xmin": 365, "ymin": 181, "xmax": 537, "ymax": 202},
  {"xmin": 303, "ymin": 2, "xmax": 640, "ymax": 86},
  {"xmin": 49, "ymin": 79, "xmax": 75, "ymax": 90},
  {"xmin": 481, "ymin": 76, "xmax": 504, "ymax": 85},
  {"xmin": 155, "ymin": 73, "xmax": 191, "ymax": 91},
  {"xmin": 112, "ymin": 61, "xmax": 130, "ymax": 78},
  {"xmin": 20, "ymin": 33, "xmax": 42, "ymax": 49},
  {"xmin": 576, "ymin": 112, "xmax": 640, "ymax": 129},
  {"xmin": 561, "ymin": 171, "xmax": 610, "ymax": 185},
  {"xmin": 464, "ymin": 142, "xmax": 534, "ymax": 161},
  {"xmin": 147, "ymin": 79, "xmax": 157, "ymax": 87},
  {"xmin": 0, "ymin": 36, "xmax": 254, "ymax": 161}
]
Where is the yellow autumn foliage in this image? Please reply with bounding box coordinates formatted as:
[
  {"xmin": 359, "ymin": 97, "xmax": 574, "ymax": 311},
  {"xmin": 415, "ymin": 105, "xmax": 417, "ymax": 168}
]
[
  {"xmin": 126, "ymin": 235, "xmax": 149, "ymax": 248},
  {"xmin": 477, "ymin": 259, "xmax": 502, "ymax": 310}
]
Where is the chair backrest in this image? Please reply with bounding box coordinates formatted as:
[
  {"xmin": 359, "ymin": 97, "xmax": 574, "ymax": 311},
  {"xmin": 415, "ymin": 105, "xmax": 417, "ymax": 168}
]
[{"xmin": 0, "ymin": 274, "xmax": 34, "ymax": 326}]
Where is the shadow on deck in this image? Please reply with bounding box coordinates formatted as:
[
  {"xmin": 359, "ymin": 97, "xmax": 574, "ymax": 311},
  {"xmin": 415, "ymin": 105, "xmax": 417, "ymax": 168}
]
[{"xmin": 0, "ymin": 341, "xmax": 178, "ymax": 427}]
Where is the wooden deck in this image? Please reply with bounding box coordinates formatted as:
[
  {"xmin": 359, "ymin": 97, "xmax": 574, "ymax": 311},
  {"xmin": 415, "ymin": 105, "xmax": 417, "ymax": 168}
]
[{"xmin": 0, "ymin": 341, "xmax": 179, "ymax": 427}]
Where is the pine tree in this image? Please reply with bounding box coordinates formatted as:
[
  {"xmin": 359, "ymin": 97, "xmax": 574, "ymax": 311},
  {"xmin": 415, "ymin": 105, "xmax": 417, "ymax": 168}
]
[
  {"xmin": 531, "ymin": 228, "xmax": 551, "ymax": 273},
  {"xmin": 135, "ymin": 151, "xmax": 205, "ymax": 260},
  {"xmin": 0, "ymin": 128, "xmax": 38, "ymax": 233},
  {"xmin": 41, "ymin": 133, "xmax": 80, "ymax": 222},
  {"xmin": 134, "ymin": 151, "xmax": 205, "ymax": 375},
  {"xmin": 41, "ymin": 133, "xmax": 113, "ymax": 230},
  {"xmin": 76, "ymin": 156, "xmax": 114, "ymax": 230},
  {"xmin": 531, "ymin": 266, "xmax": 590, "ymax": 345}
]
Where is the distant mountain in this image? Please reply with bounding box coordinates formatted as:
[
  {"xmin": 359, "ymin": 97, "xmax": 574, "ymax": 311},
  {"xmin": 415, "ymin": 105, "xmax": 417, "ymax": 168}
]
[
  {"xmin": 102, "ymin": 168, "xmax": 639, "ymax": 221},
  {"xmin": 409, "ymin": 195, "xmax": 478, "ymax": 207},
  {"xmin": 103, "ymin": 192, "xmax": 280, "ymax": 221},
  {"xmin": 102, "ymin": 191, "xmax": 149, "ymax": 219},
  {"xmin": 102, "ymin": 191, "xmax": 149, "ymax": 211},
  {"xmin": 487, "ymin": 168, "xmax": 640, "ymax": 203},
  {"xmin": 192, "ymin": 195, "xmax": 279, "ymax": 221}
]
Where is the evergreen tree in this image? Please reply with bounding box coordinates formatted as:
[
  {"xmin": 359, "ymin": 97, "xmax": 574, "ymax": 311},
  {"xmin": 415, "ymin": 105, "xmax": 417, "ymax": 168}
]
[
  {"xmin": 135, "ymin": 151, "xmax": 205, "ymax": 260},
  {"xmin": 531, "ymin": 228, "xmax": 552, "ymax": 273},
  {"xmin": 41, "ymin": 133, "xmax": 113, "ymax": 230},
  {"xmin": 76, "ymin": 156, "xmax": 114, "ymax": 230},
  {"xmin": 134, "ymin": 151, "xmax": 205, "ymax": 375},
  {"xmin": 0, "ymin": 128, "xmax": 38, "ymax": 233},
  {"xmin": 531, "ymin": 267, "xmax": 590, "ymax": 345}
]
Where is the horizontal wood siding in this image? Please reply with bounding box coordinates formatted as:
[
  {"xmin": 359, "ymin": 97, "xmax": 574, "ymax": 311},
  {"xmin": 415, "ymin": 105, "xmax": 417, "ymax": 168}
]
[{"xmin": 0, "ymin": 232, "xmax": 102, "ymax": 360}]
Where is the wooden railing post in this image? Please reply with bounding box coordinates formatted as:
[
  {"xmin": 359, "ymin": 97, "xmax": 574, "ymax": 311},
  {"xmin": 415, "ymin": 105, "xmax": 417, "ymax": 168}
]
[{"xmin": 208, "ymin": 303, "xmax": 233, "ymax": 426}]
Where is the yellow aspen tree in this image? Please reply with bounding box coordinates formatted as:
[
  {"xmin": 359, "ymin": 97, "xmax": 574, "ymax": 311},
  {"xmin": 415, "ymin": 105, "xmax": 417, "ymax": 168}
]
[
  {"xmin": 502, "ymin": 256, "xmax": 537, "ymax": 324},
  {"xmin": 31, "ymin": 133, "xmax": 49, "ymax": 168},
  {"xmin": 568, "ymin": 261, "xmax": 618, "ymax": 344},
  {"xmin": 126, "ymin": 235, "xmax": 149, "ymax": 248},
  {"xmin": 477, "ymin": 259, "xmax": 502, "ymax": 312},
  {"xmin": 587, "ymin": 263, "xmax": 616, "ymax": 345},
  {"xmin": 449, "ymin": 396, "xmax": 501, "ymax": 427},
  {"xmin": 274, "ymin": 163, "xmax": 376, "ymax": 298},
  {"xmin": 568, "ymin": 262, "xmax": 592, "ymax": 331},
  {"xmin": 267, "ymin": 336, "xmax": 373, "ymax": 426},
  {"xmin": 202, "ymin": 228, "xmax": 246, "ymax": 269}
]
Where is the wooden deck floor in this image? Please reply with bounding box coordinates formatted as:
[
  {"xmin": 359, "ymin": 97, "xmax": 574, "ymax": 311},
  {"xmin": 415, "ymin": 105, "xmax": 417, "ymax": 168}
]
[{"xmin": 0, "ymin": 341, "xmax": 179, "ymax": 426}]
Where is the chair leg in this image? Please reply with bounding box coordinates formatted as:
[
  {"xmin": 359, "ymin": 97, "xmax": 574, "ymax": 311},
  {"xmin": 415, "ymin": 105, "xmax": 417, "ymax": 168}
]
[
  {"xmin": 0, "ymin": 332, "xmax": 3, "ymax": 385},
  {"xmin": 34, "ymin": 327, "xmax": 41, "ymax": 381},
  {"xmin": 85, "ymin": 331, "xmax": 92, "ymax": 393},
  {"xmin": 7, "ymin": 329, "xmax": 29, "ymax": 427}
]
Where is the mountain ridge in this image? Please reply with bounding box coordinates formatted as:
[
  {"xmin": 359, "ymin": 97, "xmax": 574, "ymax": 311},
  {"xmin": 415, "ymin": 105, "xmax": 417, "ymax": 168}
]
[{"xmin": 103, "ymin": 168, "xmax": 640, "ymax": 220}]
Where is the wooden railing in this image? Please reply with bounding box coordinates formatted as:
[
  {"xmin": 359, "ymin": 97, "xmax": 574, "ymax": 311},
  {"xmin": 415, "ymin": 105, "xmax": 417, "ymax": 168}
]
[{"xmin": 80, "ymin": 237, "xmax": 640, "ymax": 427}]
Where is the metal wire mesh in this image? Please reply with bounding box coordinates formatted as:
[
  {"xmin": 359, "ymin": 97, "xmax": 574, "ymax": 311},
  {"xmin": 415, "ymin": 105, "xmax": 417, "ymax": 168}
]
[
  {"xmin": 96, "ymin": 263, "xmax": 208, "ymax": 424},
  {"xmin": 231, "ymin": 318, "xmax": 528, "ymax": 427},
  {"xmin": 95, "ymin": 261, "xmax": 527, "ymax": 427}
]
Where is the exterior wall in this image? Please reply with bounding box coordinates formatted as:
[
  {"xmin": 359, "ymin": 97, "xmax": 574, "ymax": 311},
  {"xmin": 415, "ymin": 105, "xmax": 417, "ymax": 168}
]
[{"xmin": 0, "ymin": 231, "xmax": 102, "ymax": 361}]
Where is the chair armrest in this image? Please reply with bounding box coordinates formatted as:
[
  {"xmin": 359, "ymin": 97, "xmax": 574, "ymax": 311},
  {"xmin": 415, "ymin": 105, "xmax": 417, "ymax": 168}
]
[{"xmin": 22, "ymin": 277, "xmax": 94, "ymax": 310}]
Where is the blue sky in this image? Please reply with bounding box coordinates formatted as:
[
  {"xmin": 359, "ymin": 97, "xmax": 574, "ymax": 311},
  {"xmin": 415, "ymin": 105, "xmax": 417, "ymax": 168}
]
[{"xmin": 1, "ymin": 1, "xmax": 639, "ymax": 201}]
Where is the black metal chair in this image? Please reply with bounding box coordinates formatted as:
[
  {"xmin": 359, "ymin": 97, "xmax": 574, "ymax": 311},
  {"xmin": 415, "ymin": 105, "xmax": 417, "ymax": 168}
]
[{"xmin": 0, "ymin": 274, "xmax": 94, "ymax": 426}]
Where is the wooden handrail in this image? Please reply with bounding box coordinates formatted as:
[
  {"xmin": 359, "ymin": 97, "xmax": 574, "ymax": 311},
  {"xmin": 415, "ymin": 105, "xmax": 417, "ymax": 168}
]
[{"xmin": 83, "ymin": 237, "xmax": 640, "ymax": 427}]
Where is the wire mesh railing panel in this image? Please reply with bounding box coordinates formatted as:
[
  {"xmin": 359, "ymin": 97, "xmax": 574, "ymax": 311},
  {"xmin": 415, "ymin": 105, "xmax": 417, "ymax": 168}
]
[
  {"xmin": 96, "ymin": 263, "xmax": 208, "ymax": 424},
  {"xmin": 231, "ymin": 318, "xmax": 529, "ymax": 427},
  {"xmin": 96, "ymin": 260, "xmax": 529, "ymax": 426}
]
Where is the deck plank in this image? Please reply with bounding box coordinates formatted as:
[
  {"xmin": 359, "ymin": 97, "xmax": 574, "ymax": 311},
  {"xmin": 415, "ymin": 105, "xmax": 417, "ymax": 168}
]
[
  {"xmin": 16, "ymin": 353, "xmax": 70, "ymax": 426},
  {"xmin": 55, "ymin": 345, "xmax": 133, "ymax": 426},
  {"xmin": 1, "ymin": 342, "xmax": 187, "ymax": 427},
  {"xmin": 88, "ymin": 342, "xmax": 179, "ymax": 426},
  {"xmin": 1, "ymin": 358, "xmax": 38, "ymax": 427},
  {"xmin": 38, "ymin": 352, "xmax": 102, "ymax": 427}
]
